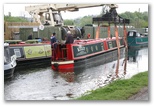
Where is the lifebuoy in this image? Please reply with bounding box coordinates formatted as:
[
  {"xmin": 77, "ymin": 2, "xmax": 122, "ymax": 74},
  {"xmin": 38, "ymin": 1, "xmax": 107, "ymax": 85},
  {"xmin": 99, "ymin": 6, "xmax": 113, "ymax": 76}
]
[{"xmin": 87, "ymin": 33, "xmax": 91, "ymax": 39}]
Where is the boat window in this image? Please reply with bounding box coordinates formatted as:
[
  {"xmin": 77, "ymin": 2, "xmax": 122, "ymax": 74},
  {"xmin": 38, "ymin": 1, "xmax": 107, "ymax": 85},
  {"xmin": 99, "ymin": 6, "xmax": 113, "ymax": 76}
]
[
  {"xmin": 128, "ymin": 31, "xmax": 134, "ymax": 37},
  {"xmin": 145, "ymin": 28, "xmax": 148, "ymax": 33},
  {"xmin": 86, "ymin": 47, "xmax": 89, "ymax": 53},
  {"xmin": 112, "ymin": 40, "xmax": 117, "ymax": 47},
  {"xmin": 95, "ymin": 45, "xmax": 98, "ymax": 51},
  {"xmin": 101, "ymin": 43, "xmax": 104, "ymax": 50},
  {"xmin": 91, "ymin": 46, "xmax": 94, "ymax": 52},
  {"xmin": 108, "ymin": 41, "xmax": 113, "ymax": 49},
  {"xmin": 136, "ymin": 33, "xmax": 141, "ymax": 37}
]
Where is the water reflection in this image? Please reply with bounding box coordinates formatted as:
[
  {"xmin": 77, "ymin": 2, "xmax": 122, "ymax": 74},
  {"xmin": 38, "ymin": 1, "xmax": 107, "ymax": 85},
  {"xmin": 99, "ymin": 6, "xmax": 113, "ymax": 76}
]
[
  {"xmin": 128, "ymin": 48, "xmax": 140, "ymax": 62},
  {"xmin": 125, "ymin": 47, "xmax": 148, "ymax": 79},
  {"xmin": 4, "ymin": 47, "xmax": 148, "ymax": 100}
]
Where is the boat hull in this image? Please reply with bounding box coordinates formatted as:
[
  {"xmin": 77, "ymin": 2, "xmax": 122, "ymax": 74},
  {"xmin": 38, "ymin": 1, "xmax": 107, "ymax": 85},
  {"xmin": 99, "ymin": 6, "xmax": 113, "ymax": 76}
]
[
  {"xmin": 4, "ymin": 59, "xmax": 16, "ymax": 78},
  {"xmin": 127, "ymin": 36, "xmax": 148, "ymax": 48},
  {"xmin": 4, "ymin": 68, "xmax": 15, "ymax": 78},
  {"xmin": 127, "ymin": 30, "xmax": 148, "ymax": 48},
  {"xmin": 51, "ymin": 60, "xmax": 74, "ymax": 72},
  {"xmin": 51, "ymin": 47, "xmax": 125, "ymax": 73}
]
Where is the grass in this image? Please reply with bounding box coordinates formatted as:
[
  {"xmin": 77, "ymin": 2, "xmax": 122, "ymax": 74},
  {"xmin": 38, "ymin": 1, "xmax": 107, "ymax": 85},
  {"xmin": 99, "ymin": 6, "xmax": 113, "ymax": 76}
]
[{"xmin": 76, "ymin": 71, "xmax": 148, "ymax": 100}]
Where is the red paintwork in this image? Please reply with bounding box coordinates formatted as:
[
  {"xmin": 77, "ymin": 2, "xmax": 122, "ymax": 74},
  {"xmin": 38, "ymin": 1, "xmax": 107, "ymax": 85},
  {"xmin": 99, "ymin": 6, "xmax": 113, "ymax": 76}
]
[
  {"xmin": 51, "ymin": 37, "xmax": 124, "ymax": 72},
  {"xmin": 51, "ymin": 63, "xmax": 74, "ymax": 72},
  {"xmin": 9, "ymin": 41, "xmax": 51, "ymax": 47}
]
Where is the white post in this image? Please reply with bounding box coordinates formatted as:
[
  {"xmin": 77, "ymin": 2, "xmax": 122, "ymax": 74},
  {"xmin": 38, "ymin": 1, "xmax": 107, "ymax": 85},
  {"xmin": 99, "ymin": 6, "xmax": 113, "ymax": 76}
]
[{"xmin": 49, "ymin": 9, "xmax": 55, "ymax": 26}]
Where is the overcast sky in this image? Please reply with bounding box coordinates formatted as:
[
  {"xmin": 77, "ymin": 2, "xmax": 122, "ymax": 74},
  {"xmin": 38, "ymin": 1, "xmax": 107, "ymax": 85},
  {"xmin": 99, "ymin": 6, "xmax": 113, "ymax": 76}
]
[{"xmin": 3, "ymin": 4, "xmax": 148, "ymax": 19}]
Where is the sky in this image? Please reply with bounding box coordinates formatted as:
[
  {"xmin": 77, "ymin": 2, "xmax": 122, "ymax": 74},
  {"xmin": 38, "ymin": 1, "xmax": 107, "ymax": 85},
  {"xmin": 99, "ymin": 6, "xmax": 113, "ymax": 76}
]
[{"xmin": 3, "ymin": 4, "xmax": 148, "ymax": 19}]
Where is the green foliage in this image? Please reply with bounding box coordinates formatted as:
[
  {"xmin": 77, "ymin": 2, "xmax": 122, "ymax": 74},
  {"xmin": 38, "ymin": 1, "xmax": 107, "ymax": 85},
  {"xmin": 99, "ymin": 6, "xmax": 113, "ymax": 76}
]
[
  {"xmin": 64, "ymin": 15, "xmax": 93, "ymax": 27},
  {"xmin": 120, "ymin": 11, "xmax": 148, "ymax": 28},
  {"xmin": 76, "ymin": 71, "xmax": 148, "ymax": 100},
  {"xmin": 4, "ymin": 16, "xmax": 29, "ymax": 22},
  {"xmin": 64, "ymin": 11, "xmax": 148, "ymax": 28},
  {"xmin": 64, "ymin": 19, "xmax": 74, "ymax": 25},
  {"xmin": 75, "ymin": 16, "xmax": 93, "ymax": 27}
]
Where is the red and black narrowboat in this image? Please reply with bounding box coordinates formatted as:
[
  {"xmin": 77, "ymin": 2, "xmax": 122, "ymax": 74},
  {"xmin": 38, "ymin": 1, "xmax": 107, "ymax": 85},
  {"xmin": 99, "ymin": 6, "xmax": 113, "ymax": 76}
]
[{"xmin": 51, "ymin": 37, "xmax": 125, "ymax": 72}]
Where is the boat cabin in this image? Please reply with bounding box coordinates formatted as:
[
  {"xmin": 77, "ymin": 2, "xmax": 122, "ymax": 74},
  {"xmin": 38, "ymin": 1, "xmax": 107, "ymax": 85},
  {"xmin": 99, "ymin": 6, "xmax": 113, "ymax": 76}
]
[
  {"xmin": 127, "ymin": 30, "xmax": 148, "ymax": 38},
  {"xmin": 4, "ymin": 40, "xmax": 51, "ymax": 64},
  {"xmin": 127, "ymin": 30, "xmax": 148, "ymax": 47},
  {"xmin": 51, "ymin": 38, "xmax": 124, "ymax": 61}
]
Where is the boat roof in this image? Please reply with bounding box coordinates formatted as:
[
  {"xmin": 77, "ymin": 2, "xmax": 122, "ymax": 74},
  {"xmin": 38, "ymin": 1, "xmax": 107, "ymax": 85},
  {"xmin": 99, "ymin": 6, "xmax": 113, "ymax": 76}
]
[
  {"xmin": 128, "ymin": 30, "xmax": 138, "ymax": 32},
  {"xmin": 73, "ymin": 37, "xmax": 120, "ymax": 45}
]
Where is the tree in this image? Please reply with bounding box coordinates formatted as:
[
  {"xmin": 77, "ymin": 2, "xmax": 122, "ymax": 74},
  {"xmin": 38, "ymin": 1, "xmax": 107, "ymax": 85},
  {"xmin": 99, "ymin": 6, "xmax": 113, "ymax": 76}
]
[
  {"xmin": 63, "ymin": 11, "xmax": 148, "ymax": 28},
  {"xmin": 64, "ymin": 19, "xmax": 74, "ymax": 25}
]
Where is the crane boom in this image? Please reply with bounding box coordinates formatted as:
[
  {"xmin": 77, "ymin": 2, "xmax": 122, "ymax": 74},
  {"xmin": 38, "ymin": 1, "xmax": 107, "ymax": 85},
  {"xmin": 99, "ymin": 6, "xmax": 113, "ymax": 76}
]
[
  {"xmin": 25, "ymin": 4, "xmax": 107, "ymax": 26},
  {"xmin": 25, "ymin": 4, "xmax": 105, "ymax": 12}
]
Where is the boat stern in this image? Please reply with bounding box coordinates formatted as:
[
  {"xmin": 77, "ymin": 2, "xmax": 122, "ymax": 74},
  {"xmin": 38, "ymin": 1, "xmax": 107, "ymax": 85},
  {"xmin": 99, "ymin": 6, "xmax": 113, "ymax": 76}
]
[{"xmin": 51, "ymin": 60, "xmax": 74, "ymax": 72}]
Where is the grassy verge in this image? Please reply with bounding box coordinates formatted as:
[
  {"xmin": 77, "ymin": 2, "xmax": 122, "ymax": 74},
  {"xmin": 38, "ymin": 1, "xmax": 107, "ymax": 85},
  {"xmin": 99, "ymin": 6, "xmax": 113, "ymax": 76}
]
[{"xmin": 76, "ymin": 71, "xmax": 148, "ymax": 100}]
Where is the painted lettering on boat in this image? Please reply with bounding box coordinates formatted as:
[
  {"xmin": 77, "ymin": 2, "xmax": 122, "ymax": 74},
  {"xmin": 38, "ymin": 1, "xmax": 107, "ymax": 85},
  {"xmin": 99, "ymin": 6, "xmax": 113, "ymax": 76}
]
[{"xmin": 73, "ymin": 43, "xmax": 103, "ymax": 58}]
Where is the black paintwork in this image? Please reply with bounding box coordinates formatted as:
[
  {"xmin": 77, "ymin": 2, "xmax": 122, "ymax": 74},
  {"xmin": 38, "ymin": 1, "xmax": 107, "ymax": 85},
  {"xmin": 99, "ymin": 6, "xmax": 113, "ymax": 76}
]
[{"xmin": 74, "ymin": 47, "xmax": 125, "ymax": 73}]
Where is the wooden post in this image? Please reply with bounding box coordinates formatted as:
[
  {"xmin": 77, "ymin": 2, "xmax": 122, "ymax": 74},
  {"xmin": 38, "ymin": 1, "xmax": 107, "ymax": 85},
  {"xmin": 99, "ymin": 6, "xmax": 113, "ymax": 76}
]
[
  {"xmin": 115, "ymin": 24, "xmax": 120, "ymax": 77},
  {"xmin": 95, "ymin": 23, "xmax": 100, "ymax": 39},
  {"xmin": 123, "ymin": 23, "xmax": 128, "ymax": 75},
  {"xmin": 108, "ymin": 26, "xmax": 110, "ymax": 38}
]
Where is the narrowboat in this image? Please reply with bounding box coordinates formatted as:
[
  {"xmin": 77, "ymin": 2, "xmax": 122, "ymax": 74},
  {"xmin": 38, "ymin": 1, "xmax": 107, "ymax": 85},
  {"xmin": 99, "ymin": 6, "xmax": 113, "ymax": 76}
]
[
  {"xmin": 127, "ymin": 30, "xmax": 148, "ymax": 48},
  {"xmin": 51, "ymin": 5, "xmax": 130, "ymax": 73},
  {"xmin": 51, "ymin": 38, "xmax": 125, "ymax": 72},
  {"xmin": 4, "ymin": 39, "xmax": 51, "ymax": 67},
  {"xmin": 4, "ymin": 43, "xmax": 17, "ymax": 78}
]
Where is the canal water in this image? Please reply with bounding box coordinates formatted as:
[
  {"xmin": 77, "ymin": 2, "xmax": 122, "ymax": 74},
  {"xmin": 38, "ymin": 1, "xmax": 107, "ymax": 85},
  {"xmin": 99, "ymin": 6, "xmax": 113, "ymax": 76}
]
[{"xmin": 4, "ymin": 47, "xmax": 148, "ymax": 100}]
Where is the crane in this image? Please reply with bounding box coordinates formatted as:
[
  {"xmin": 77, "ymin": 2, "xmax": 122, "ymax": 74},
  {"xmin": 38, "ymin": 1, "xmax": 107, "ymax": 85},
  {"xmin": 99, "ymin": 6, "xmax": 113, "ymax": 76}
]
[
  {"xmin": 25, "ymin": 4, "xmax": 119, "ymax": 40},
  {"xmin": 25, "ymin": 4, "xmax": 129, "ymax": 77},
  {"xmin": 25, "ymin": 4, "xmax": 117, "ymax": 26}
]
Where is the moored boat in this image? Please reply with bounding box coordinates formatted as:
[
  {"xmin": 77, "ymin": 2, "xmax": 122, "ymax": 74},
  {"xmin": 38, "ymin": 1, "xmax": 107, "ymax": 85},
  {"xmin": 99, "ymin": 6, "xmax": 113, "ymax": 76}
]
[
  {"xmin": 4, "ymin": 43, "xmax": 17, "ymax": 78},
  {"xmin": 5, "ymin": 40, "xmax": 51, "ymax": 67},
  {"xmin": 51, "ymin": 38, "xmax": 125, "ymax": 72},
  {"xmin": 127, "ymin": 30, "xmax": 148, "ymax": 48}
]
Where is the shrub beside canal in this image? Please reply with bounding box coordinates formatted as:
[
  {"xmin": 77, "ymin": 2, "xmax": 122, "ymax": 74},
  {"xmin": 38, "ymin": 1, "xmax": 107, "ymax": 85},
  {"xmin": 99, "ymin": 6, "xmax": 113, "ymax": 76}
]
[{"xmin": 76, "ymin": 71, "xmax": 148, "ymax": 100}]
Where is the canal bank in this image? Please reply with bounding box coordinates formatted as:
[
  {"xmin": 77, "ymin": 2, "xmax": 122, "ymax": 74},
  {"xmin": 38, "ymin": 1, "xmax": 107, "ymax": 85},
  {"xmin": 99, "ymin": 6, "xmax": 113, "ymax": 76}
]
[
  {"xmin": 76, "ymin": 71, "xmax": 148, "ymax": 100},
  {"xmin": 128, "ymin": 86, "xmax": 148, "ymax": 100}
]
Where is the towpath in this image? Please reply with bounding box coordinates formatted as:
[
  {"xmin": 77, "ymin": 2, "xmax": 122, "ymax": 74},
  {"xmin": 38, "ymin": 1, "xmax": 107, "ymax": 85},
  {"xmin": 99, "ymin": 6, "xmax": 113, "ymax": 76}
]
[{"xmin": 128, "ymin": 86, "xmax": 148, "ymax": 100}]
